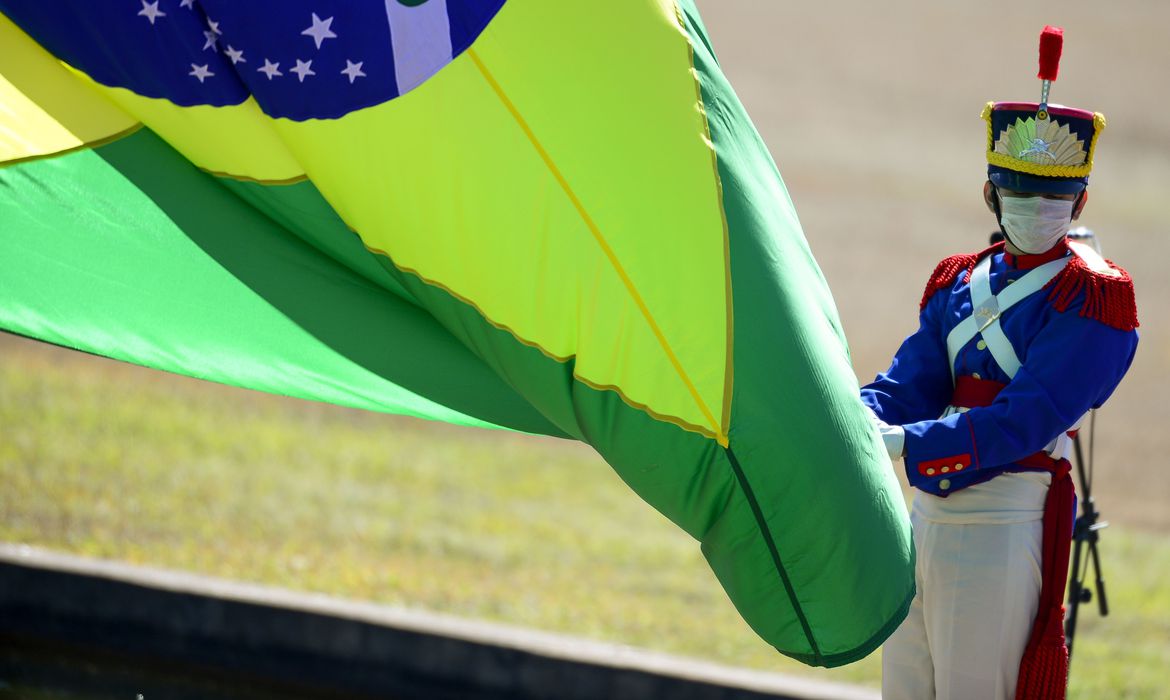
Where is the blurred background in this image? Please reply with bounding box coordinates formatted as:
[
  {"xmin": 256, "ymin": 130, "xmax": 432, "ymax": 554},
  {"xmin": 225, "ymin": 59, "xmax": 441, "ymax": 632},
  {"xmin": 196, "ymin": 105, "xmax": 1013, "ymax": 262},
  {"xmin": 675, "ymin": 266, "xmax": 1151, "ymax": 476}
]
[{"xmin": 2, "ymin": 1, "xmax": 1167, "ymax": 697}]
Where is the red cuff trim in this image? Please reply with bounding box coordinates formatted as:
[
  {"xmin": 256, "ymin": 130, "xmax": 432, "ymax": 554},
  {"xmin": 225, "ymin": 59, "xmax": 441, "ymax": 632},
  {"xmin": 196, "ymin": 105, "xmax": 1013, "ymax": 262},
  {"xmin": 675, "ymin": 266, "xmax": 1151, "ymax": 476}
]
[{"xmin": 917, "ymin": 454, "xmax": 972, "ymax": 477}]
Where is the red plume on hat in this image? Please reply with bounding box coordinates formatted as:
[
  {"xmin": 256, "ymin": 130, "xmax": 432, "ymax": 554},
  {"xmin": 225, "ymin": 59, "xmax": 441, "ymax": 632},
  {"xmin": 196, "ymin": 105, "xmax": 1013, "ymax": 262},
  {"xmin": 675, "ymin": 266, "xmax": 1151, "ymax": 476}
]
[
  {"xmin": 1037, "ymin": 25, "xmax": 1063, "ymax": 119},
  {"xmin": 1038, "ymin": 25, "xmax": 1063, "ymax": 81}
]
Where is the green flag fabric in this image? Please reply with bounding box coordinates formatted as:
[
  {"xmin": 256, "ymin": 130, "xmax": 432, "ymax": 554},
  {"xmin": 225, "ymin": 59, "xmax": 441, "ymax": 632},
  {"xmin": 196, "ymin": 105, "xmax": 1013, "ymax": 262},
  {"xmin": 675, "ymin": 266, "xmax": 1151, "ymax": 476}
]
[{"xmin": 0, "ymin": 0, "xmax": 912, "ymax": 665}]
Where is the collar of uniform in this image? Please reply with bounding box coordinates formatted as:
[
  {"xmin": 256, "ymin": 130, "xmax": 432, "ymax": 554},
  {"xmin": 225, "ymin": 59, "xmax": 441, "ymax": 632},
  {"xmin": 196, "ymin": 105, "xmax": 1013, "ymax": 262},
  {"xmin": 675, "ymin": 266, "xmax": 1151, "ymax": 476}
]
[{"xmin": 1002, "ymin": 238, "xmax": 1071, "ymax": 270}]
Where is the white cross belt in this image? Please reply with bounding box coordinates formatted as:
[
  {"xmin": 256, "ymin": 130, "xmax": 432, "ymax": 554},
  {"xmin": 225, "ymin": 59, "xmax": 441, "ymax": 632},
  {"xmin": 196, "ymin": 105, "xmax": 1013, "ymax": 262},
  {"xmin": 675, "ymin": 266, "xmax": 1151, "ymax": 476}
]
[{"xmin": 944, "ymin": 254, "xmax": 1069, "ymax": 382}]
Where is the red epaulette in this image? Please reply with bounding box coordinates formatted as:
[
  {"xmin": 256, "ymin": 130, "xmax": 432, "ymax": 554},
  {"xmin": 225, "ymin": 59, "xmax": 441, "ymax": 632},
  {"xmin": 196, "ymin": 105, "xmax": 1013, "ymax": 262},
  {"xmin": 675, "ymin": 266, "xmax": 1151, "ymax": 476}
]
[
  {"xmin": 1044, "ymin": 254, "xmax": 1139, "ymax": 331},
  {"xmin": 919, "ymin": 242, "xmax": 1004, "ymax": 311}
]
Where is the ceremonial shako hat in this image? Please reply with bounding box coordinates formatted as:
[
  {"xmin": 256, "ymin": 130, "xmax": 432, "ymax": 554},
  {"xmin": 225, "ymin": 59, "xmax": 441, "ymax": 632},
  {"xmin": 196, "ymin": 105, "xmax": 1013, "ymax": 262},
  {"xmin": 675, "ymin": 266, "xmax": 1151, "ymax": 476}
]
[{"xmin": 984, "ymin": 26, "xmax": 1105, "ymax": 195}]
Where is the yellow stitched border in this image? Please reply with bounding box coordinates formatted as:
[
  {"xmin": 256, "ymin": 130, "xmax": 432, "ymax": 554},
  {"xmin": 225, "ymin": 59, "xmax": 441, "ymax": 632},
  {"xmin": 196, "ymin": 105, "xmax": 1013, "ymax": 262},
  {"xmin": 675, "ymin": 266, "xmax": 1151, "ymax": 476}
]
[
  {"xmin": 199, "ymin": 168, "xmax": 309, "ymax": 186},
  {"xmin": 673, "ymin": 0, "xmax": 734, "ymax": 440},
  {"xmin": 358, "ymin": 237, "xmax": 723, "ymax": 443},
  {"xmin": 982, "ymin": 102, "xmax": 1107, "ymax": 178},
  {"xmin": 466, "ymin": 46, "xmax": 727, "ymax": 446},
  {"xmin": 0, "ymin": 122, "xmax": 142, "ymax": 169}
]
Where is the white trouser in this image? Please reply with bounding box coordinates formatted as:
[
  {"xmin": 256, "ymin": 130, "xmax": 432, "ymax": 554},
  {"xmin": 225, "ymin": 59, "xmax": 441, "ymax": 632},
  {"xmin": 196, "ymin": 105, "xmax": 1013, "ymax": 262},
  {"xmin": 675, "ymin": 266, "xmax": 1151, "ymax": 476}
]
[{"xmin": 882, "ymin": 471, "xmax": 1050, "ymax": 700}]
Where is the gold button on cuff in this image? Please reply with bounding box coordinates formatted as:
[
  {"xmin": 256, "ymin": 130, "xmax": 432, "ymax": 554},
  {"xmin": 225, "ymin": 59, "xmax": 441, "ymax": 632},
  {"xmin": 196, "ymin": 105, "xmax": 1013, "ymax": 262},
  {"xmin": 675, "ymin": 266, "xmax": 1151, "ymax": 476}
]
[
  {"xmin": 941, "ymin": 466, "xmax": 951, "ymax": 473},
  {"xmin": 926, "ymin": 468, "xmax": 936, "ymax": 475},
  {"xmin": 939, "ymin": 479, "xmax": 951, "ymax": 490},
  {"xmin": 972, "ymin": 373, "xmax": 981, "ymax": 380},
  {"xmin": 955, "ymin": 463, "xmax": 965, "ymax": 471}
]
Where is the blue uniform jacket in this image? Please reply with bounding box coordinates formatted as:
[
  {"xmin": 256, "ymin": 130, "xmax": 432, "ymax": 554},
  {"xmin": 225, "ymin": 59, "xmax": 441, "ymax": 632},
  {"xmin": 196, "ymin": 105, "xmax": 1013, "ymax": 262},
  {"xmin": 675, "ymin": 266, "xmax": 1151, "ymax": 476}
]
[{"xmin": 861, "ymin": 241, "xmax": 1139, "ymax": 496}]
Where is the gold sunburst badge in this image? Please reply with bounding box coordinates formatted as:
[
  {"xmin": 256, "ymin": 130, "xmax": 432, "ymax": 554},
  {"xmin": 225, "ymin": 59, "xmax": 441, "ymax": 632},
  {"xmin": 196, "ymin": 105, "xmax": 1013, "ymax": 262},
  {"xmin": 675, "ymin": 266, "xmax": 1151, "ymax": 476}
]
[{"xmin": 995, "ymin": 117, "xmax": 1087, "ymax": 167}]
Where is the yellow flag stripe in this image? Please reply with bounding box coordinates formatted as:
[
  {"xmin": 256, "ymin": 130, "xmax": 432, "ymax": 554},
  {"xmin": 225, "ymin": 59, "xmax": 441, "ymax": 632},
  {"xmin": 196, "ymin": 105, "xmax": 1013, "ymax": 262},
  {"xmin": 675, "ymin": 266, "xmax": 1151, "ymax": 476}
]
[
  {"xmin": 467, "ymin": 46, "xmax": 726, "ymax": 445},
  {"xmin": 73, "ymin": 76, "xmax": 307, "ymax": 185},
  {"xmin": 0, "ymin": 12, "xmax": 138, "ymax": 166}
]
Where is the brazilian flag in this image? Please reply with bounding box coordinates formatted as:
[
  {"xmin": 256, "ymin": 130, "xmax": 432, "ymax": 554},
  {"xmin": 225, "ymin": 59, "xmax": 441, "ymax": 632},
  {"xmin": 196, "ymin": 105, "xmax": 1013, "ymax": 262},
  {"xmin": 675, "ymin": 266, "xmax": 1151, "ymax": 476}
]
[{"xmin": 0, "ymin": 0, "xmax": 912, "ymax": 665}]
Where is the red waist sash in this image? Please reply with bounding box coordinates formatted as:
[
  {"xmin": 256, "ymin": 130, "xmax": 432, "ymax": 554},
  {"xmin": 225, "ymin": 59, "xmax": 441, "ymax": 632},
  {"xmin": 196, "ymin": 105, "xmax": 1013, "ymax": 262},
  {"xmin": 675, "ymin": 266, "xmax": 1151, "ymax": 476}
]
[
  {"xmin": 951, "ymin": 375, "xmax": 1074, "ymax": 698},
  {"xmin": 951, "ymin": 375, "xmax": 1063, "ymax": 472}
]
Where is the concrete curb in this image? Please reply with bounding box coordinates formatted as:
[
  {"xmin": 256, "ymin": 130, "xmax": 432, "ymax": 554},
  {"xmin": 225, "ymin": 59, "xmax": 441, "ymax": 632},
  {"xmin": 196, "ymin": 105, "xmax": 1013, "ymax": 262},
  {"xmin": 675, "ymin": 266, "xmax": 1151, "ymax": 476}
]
[{"xmin": 0, "ymin": 544, "xmax": 879, "ymax": 700}]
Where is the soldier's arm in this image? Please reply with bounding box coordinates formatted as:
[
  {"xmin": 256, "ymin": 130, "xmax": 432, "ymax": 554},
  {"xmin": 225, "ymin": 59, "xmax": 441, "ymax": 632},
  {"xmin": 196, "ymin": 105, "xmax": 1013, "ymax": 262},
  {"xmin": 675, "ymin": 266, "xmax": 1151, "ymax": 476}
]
[
  {"xmin": 901, "ymin": 308, "xmax": 1138, "ymax": 493},
  {"xmin": 860, "ymin": 287, "xmax": 955, "ymax": 427}
]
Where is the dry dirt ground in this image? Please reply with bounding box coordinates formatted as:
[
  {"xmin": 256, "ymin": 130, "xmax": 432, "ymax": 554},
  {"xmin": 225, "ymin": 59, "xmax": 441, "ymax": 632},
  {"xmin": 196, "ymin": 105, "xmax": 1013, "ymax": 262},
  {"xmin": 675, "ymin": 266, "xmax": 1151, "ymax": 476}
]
[{"xmin": 698, "ymin": 0, "xmax": 1170, "ymax": 531}]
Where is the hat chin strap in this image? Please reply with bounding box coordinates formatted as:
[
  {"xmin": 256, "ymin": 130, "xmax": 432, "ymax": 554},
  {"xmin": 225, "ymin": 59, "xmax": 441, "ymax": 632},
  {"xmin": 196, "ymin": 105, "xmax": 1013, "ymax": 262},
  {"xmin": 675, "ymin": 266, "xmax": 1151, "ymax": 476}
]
[{"xmin": 990, "ymin": 182, "xmax": 1011, "ymax": 243}]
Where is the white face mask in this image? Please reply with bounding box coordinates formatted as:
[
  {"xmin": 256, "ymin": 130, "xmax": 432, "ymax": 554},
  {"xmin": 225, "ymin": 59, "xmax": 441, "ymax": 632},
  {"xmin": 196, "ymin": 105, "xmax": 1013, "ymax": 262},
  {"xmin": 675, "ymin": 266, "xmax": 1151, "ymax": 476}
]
[{"xmin": 998, "ymin": 195, "xmax": 1076, "ymax": 254}]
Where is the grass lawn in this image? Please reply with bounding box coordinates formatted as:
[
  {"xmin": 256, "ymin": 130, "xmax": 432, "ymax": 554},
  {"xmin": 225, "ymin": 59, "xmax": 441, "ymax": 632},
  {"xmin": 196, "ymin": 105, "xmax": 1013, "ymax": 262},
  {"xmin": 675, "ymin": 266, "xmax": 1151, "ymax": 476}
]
[{"xmin": 2, "ymin": 334, "xmax": 1167, "ymax": 697}]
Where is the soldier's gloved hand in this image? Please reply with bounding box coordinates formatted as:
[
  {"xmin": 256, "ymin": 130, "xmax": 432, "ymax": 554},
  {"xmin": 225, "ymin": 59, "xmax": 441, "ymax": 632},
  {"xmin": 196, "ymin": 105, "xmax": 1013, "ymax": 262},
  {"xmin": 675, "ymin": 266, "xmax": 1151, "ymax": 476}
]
[
  {"xmin": 878, "ymin": 424, "xmax": 905, "ymax": 461},
  {"xmin": 865, "ymin": 406, "xmax": 906, "ymax": 461}
]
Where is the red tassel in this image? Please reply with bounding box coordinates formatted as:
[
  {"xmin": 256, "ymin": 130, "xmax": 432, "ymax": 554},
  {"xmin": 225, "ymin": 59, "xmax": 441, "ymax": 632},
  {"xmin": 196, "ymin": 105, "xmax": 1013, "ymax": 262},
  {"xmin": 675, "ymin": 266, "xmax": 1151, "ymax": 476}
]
[
  {"xmin": 1015, "ymin": 466, "xmax": 1075, "ymax": 700},
  {"xmin": 1044, "ymin": 255, "xmax": 1139, "ymax": 331},
  {"xmin": 1038, "ymin": 26, "xmax": 1064, "ymax": 81},
  {"xmin": 1016, "ymin": 641, "xmax": 1068, "ymax": 700},
  {"xmin": 920, "ymin": 243, "xmax": 1003, "ymax": 311}
]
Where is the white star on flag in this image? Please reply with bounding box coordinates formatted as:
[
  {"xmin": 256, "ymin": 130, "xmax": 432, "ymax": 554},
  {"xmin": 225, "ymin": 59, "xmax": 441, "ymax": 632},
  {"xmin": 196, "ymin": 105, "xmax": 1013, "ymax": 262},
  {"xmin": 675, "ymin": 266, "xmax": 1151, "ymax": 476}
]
[
  {"xmin": 258, "ymin": 59, "xmax": 282, "ymax": 80},
  {"xmin": 180, "ymin": 0, "xmax": 194, "ymax": 8},
  {"xmin": 206, "ymin": 18, "xmax": 222, "ymax": 35},
  {"xmin": 340, "ymin": 60, "xmax": 366, "ymax": 84},
  {"xmin": 301, "ymin": 13, "xmax": 336, "ymax": 50},
  {"xmin": 189, "ymin": 64, "xmax": 214, "ymax": 83},
  {"xmin": 202, "ymin": 30, "xmax": 219, "ymax": 51},
  {"xmin": 290, "ymin": 59, "xmax": 316, "ymax": 83},
  {"xmin": 137, "ymin": 0, "xmax": 166, "ymax": 25},
  {"xmin": 224, "ymin": 45, "xmax": 246, "ymax": 64}
]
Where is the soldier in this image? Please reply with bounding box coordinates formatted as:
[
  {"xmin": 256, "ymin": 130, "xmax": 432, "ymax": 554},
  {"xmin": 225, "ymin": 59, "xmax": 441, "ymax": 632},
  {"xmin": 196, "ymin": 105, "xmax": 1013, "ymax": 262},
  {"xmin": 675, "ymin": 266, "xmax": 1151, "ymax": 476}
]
[{"xmin": 862, "ymin": 27, "xmax": 1139, "ymax": 700}]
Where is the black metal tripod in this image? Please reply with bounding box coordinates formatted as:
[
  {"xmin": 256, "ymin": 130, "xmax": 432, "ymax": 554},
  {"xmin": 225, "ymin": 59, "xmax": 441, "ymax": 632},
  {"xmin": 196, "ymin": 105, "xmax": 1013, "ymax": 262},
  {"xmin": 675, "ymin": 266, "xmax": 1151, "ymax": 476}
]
[{"xmin": 1064, "ymin": 410, "xmax": 1109, "ymax": 664}]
